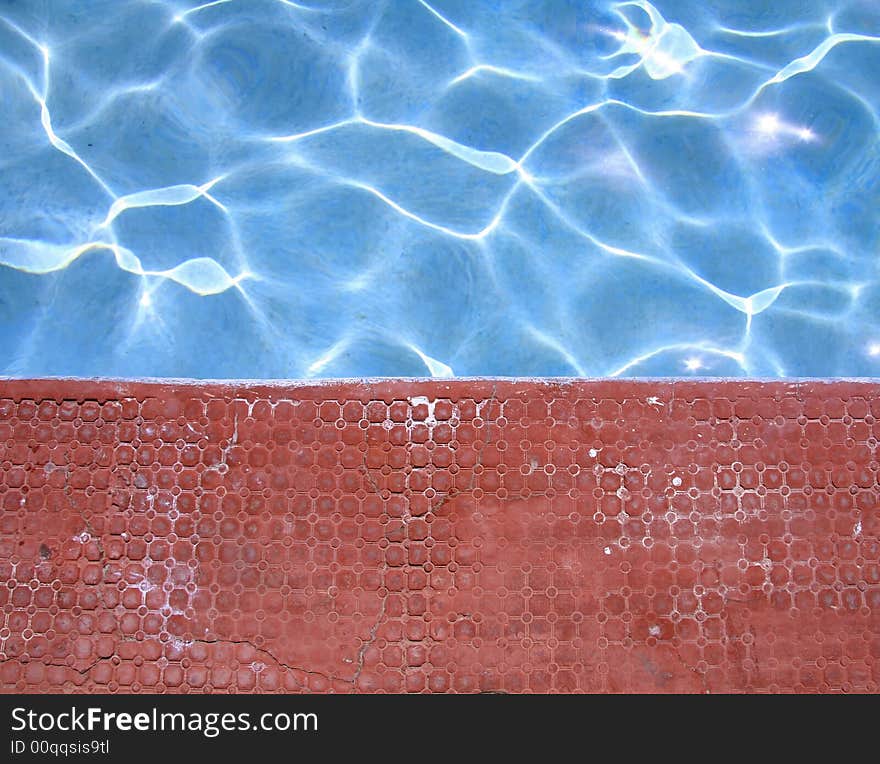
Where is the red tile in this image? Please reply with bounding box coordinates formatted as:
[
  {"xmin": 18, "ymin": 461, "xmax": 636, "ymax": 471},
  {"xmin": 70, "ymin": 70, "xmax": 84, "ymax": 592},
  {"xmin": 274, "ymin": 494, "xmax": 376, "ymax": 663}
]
[{"xmin": 0, "ymin": 380, "xmax": 877, "ymax": 693}]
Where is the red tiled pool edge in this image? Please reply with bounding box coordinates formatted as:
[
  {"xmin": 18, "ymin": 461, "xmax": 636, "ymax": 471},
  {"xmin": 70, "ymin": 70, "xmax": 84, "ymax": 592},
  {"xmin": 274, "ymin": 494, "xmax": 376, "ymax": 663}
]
[{"xmin": 1, "ymin": 379, "xmax": 877, "ymax": 693}]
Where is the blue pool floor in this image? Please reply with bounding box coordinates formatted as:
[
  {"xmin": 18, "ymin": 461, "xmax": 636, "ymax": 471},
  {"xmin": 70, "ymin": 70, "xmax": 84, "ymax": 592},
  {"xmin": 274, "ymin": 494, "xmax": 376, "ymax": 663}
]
[{"xmin": 1, "ymin": 0, "xmax": 879, "ymax": 378}]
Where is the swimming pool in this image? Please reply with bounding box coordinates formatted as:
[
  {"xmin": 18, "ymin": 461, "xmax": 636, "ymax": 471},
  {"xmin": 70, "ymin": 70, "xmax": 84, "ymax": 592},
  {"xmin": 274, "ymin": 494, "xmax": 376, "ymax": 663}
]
[{"xmin": 1, "ymin": 0, "xmax": 878, "ymax": 379}]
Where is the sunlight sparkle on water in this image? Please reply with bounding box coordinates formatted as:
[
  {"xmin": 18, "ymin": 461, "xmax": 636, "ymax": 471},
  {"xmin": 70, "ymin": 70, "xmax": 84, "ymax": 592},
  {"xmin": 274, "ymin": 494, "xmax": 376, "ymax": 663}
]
[{"xmin": 0, "ymin": 0, "xmax": 878, "ymax": 378}]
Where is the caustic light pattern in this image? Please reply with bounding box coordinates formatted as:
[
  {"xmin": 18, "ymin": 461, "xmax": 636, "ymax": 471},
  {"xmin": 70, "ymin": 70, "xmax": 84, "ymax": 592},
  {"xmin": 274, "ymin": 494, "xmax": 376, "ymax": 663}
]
[
  {"xmin": 2, "ymin": 1, "xmax": 880, "ymax": 378},
  {"xmin": 1, "ymin": 380, "xmax": 878, "ymax": 693}
]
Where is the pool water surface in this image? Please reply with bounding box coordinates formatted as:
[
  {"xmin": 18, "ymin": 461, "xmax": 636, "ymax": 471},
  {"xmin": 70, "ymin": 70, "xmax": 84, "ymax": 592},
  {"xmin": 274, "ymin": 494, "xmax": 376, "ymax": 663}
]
[{"xmin": 1, "ymin": 0, "xmax": 879, "ymax": 378}]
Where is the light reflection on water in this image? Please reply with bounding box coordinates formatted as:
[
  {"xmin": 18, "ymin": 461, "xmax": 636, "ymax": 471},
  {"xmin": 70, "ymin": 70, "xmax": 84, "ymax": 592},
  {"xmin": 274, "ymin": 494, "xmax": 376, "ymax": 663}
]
[{"xmin": 1, "ymin": 0, "xmax": 879, "ymax": 378}]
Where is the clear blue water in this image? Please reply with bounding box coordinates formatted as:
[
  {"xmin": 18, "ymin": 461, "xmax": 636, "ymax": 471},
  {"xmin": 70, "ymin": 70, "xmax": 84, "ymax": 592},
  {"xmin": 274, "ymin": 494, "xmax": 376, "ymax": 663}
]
[{"xmin": 1, "ymin": 0, "xmax": 879, "ymax": 379}]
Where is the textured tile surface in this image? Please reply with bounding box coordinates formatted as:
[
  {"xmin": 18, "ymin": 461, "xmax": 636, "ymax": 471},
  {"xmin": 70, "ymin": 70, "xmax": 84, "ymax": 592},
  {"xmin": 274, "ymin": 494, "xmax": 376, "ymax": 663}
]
[{"xmin": 1, "ymin": 380, "xmax": 878, "ymax": 693}]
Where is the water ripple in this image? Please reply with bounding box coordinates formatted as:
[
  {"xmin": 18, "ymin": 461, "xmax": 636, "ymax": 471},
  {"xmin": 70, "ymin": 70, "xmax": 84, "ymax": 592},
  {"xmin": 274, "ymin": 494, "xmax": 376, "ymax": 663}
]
[{"xmin": 1, "ymin": 0, "xmax": 879, "ymax": 378}]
